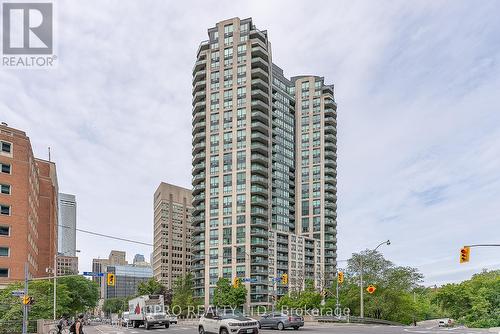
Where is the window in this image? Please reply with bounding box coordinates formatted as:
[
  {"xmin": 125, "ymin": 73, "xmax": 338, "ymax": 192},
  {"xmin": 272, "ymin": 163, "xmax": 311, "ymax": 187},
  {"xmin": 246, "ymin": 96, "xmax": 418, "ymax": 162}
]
[
  {"xmin": 1, "ymin": 184, "xmax": 10, "ymax": 195},
  {"xmin": 210, "ymin": 155, "xmax": 219, "ymax": 174},
  {"xmin": 210, "ymin": 176, "xmax": 219, "ymax": 196},
  {"xmin": 236, "ymin": 151, "xmax": 246, "ymax": 171},
  {"xmin": 223, "ymin": 153, "xmax": 232, "ymax": 172},
  {"xmin": 223, "ymin": 196, "xmax": 232, "ymax": 215},
  {"xmin": 0, "ymin": 141, "xmax": 11, "ymax": 154},
  {"xmin": 0, "ymin": 247, "xmax": 8, "ymax": 257},
  {"xmin": 236, "ymin": 172, "xmax": 246, "ymax": 191},
  {"xmin": 237, "ymin": 44, "xmax": 247, "ymax": 55},
  {"xmin": 236, "ymin": 194, "xmax": 246, "ymax": 213},
  {"xmin": 0, "ymin": 226, "xmax": 9, "ymax": 236},
  {"xmin": 313, "ymin": 200, "xmax": 321, "ymax": 215},
  {"xmin": 224, "ymin": 24, "xmax": 234, "ymax": 36},
  {"xmin": 0, "ymin": 205, "xmax": 10, "ymax": 216},
  {"xmin": 237, "ymin": 215, "xmax": 245, "ymax": 225},
  {"xmin": 301, "ymin": 201, "xmax": 309, "ymax": 216},
  {"xmin": 0, "ymin": 163, "xmax": 11, "ymax": 174},
  {"xmin": 0, "ymin": 268, "xmax": 8, "ymax": 277},
  {"xmin": 223, "ymin": 174, "xmax": 232, "ymax": 193}
]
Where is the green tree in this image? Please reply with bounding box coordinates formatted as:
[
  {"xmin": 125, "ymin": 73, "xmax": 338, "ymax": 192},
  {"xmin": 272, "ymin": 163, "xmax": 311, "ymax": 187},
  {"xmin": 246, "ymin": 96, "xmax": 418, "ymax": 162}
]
[
  {"xmin": 213, "ymin": 278, "xmax": 247, "ymax": 308},
  {"xmin": 137, "ymin": 277, "xmax": 165, "ymax": 296},
  {"xmin": 434, "ymin": 270, "xmax": 500, "ymax": 328},
  {"xmin": 103, "ymin": 298, "xmax": 128, "ymax": 315},
  {"xmin": 171, "ymin": 273, "xmax": 200, "ymax": 317},
  {"xmin": 58, "ymin": 276, "xmax": 99, "ymax": 314}
]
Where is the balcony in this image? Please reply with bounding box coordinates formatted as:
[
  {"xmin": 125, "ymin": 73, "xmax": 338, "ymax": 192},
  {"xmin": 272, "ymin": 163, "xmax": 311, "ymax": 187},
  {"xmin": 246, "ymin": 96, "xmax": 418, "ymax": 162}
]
[
  {"xmin": 251, "ymin": 120, "xmax": 269, "ymax": 134},
  {"xmin": 251, "ymin": 195, "xmax": 267, "ymax": 208},
  {"xmin": 192, "ymin": 152, "xmax": 206, "ymax": 165},
  {"xmin": 251, "ymin": 207, "xmax": 268, "ymax": 218},
  {"xmin": 251, "ymin": 163, "xmax": 268, "ymax": 176},
  {"xmin": 251, "ymin": 153, "xmax": 268, "ymax": 167},
  {"xmin": 192, "ymin": 121, "xmax": 205, "ymax": 135},
  {"xmin": 192, "ymin": 204, "xmax": 205, "ymax": 215},
  {"xmin": 251, "ymin": 78, "xmax": 268, "ymax": 91},
  {"xmin": 251, "ymin": 175, "xmax": 268, "ymax": 187},
  {"xmin": 251, "ymin": 56, "xmax": 269, "ymax": 72},
  {"xmin": 192, "ymin": 172, "xmax": 205, "ymax": 185},
  {"xmin": 192, "ymin": 111, "xmax": 206, "ymax": 125},
  {"xmin": 192, "ymin": 59, "xmax": 207, "ymax": 76},
  {"xmin": 192, "ymin": 162, "xmax": 206, "ymax": 175},
  {"xmin": 324, "ymin": 98, "xmax": 337, "ymax": 108},
  {"xmin": 251, "ymin": 67, "xmax": 269, "ymax": 81},
  {"xmin": 251, "ymin": 131, "xmax": 269, "ymax": 144},
  {"xmin": 192, "ymin": 100, "xmax": 206, "ymax": 114},
  {"xmin": 251, "ymin": 217, "xmax": 268, "ymax": 228},
  {"xmin": 192, "ymin": 90, "xmax": 206, "ymax": 104},
  {"xmin": 251, "ymin": 110, "xmax": 268, "ymax": 123},
  {"xmin": 250, "ymin": 228, "xmax": 268, "ymax": 238},
  {"xmin": 324, "ymin": 115, "xmax": 336, "ymax": 125},
  {"xmin": 251, "ymin": 100, "xmax": 269, "ymax": 113},
  {"xmin": 324, "ymin": 125, "xmax": 336, "ymax": 134},
  {"xmin": 251, "ymin": 89, "xmax": 269, "ymax": 104},
  {"xmin": 192, "ymin": 69, "xmax": 206, "ymax": 84},
  {"xmin": 193, "ymin": 80, "xmax": 206, "ymax": 94},
  {"xmin": 192, "ymin": 183, "xmax": 205, "ymax": 195},
  {"xmin": 251, "ymin": 45, "xmax": 269, "ymax": 60},
  {"xmin": 192, "ymin": 142, "xmax": 206, "ymax": 154},
  {"xmin": 192, "ymin": 193, "xmax": 205, "ymax": 206},
  {"xmin": 324, "ymin": 134, "xmax": 336, "ymax": 143},
  {"xmin": 251, "ymin": 185, "xmax": 268, "ymax": 198}
]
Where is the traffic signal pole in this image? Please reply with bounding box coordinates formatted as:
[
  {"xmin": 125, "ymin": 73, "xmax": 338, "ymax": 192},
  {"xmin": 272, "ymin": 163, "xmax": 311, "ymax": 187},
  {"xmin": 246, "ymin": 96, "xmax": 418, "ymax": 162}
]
[
  {"xmin": 53, "ymin": 254, "xmax": 57, "ymax": 320},
  {"xmin": 23, "ymin": 263, "xmax": 28, "ymax": 334}
]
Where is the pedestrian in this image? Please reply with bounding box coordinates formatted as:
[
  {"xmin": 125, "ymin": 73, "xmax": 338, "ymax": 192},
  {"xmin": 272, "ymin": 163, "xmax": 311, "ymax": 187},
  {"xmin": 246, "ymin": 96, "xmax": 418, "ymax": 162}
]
[
  {"xmin": 57, "ymin": 314, "xmax": 68, "ymax": 334},
  {"xmin": 69, "ymin": 314, "xmax": 85, "ymax": 334}
]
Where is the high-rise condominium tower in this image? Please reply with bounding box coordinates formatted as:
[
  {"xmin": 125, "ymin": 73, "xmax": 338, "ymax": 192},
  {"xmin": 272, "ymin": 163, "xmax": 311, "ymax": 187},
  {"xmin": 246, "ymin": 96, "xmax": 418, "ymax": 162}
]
[{"xmin": 191, "ymin": 18, "xmax": 338, "ymax": 307}]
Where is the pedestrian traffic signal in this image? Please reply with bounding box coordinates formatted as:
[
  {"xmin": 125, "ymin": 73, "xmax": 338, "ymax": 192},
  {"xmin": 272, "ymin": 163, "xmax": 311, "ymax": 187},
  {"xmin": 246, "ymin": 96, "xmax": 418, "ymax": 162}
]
[
  {"xmin": 107, "ymin": 273, "xmax": 115, "ymax": 286},
  {"xmin": 337, "ymin": 271, "xmax": 344, "ymax": 284},
  {"xmin": 460, "ymin": 246, "xmax": 470, "ymax": 263},
  {"xmin": 281, "ymin": 273, "xmax": 288, "ymax": 285},
  {"xmin": 233, "ymin": 277, "xmax": 241, "ymax": 288},
  {"xmin": 22, "ymin": 296, "xmax": 34, "ymax": 305}
]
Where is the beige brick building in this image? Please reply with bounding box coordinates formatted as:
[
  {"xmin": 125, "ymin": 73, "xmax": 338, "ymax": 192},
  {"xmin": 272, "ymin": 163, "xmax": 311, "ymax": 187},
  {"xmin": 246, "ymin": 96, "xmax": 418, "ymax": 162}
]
[{"xmin": 152, "ymin": 182, "xmax": 192, "ymax": 289}]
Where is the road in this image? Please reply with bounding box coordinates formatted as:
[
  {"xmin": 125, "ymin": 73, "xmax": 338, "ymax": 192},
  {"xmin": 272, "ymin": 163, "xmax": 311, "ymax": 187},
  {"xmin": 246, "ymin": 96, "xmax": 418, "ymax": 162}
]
[{"xmin": 83, "ymin": 322, "xmax": 492, "ymax": 334}]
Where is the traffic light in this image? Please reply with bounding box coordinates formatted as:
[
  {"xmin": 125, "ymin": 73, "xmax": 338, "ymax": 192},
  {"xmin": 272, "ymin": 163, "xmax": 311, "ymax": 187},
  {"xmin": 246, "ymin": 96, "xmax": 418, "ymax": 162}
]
[
  {"xmin": 233, "ymin": 277, "xmax": 241, "ymax": 288},
  {"xmin": 281, "ymin": 273, "xmax": 288, "ymax": 285},
  {"xmin": 22, "ymin": 296, "xmax": 34, "ymax": 305},
  {"xmin": 337, "ymin": 271, "xmax": 344, "ymax": 284},
  {"xmin": 460, "ymin": 246, "xmax": 470, "ymax": 263},
  {"xmin": 107, "ymin": 273, "xmax": 116, "ymax": 286}
]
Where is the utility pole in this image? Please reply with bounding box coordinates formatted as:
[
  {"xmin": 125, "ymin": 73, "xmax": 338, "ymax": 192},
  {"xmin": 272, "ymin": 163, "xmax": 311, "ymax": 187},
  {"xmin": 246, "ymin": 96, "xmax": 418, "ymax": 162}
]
[
  {"xmin": 53, "ymin": 254, "xmax": 57, "ymax": 320},
  {"xmin": 359, "ymin": 256, "xmax": 364, "ymax": 318},
  {"xmin": 22, "ymin": 263, "xmax": 28, "ymax": 334}
]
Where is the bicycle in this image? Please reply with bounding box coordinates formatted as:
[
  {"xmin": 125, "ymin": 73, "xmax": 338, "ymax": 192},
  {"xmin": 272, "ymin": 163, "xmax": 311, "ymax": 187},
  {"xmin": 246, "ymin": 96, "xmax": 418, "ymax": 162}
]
[{"xmin": 48, "ymin": 326, "xmax": 70, "ymax": 334}]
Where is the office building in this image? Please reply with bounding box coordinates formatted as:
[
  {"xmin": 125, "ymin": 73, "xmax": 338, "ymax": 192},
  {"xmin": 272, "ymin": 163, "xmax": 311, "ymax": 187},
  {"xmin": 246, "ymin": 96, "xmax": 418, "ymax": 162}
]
[
  {"xmin": 92, "ymin": 250, "xmax": 128, "ymax": 297},
  {"xmin": 152, "ymin": 182, "xmax": 193, "ymax": 289},
  {"xmin": 0, "ymin": 123, "xmax": 59, "ymax": 287},
  {"xmin": 191, "ymin": 18, "xmax": 338, "ymax": 306},
  {"xmin": 58, "ymin": 193, "xmax": 77, "ymax": 256},
  {"xmin": 56, "ymin": 254, "xmax": 79, "ymax": 275},
  {"xmin": 104, "ymin": 264, "xmax": 153, "ymax": 299}
]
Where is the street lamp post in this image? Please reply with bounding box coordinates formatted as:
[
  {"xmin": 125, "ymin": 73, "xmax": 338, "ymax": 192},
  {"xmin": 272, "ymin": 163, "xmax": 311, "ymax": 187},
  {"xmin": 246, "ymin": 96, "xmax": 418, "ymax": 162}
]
[{"xmin": 359, "ymin": 240, "xmax": 390, "ymax": 318}]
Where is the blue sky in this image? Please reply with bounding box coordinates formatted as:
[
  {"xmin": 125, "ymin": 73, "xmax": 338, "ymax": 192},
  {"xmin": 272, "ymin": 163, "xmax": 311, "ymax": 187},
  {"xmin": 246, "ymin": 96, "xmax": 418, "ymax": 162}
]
[{"xmin": 1, "ymin": 0, "xmax": 499, "ymax": 286}]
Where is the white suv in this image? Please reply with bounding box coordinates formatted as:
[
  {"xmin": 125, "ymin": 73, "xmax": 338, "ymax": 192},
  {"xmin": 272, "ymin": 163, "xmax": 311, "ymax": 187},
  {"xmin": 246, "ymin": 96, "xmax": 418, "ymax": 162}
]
[{"xmin": 198, "ymin": 310, "xmax": 259, "ymax": 334}]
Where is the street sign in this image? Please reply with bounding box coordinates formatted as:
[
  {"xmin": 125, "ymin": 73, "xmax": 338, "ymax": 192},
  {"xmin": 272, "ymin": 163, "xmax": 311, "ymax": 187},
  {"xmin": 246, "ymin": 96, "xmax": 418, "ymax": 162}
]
[
  {"xmin": 366, "ymin": 285, "xmax": 376, "ymax": 294},
  {"xmin": 83, "ymin": 272, "xmax": 104, "ymax": 277},
  {"xmin": 11, "ymin": 290, "xmax": 25, "ymax": 296}
]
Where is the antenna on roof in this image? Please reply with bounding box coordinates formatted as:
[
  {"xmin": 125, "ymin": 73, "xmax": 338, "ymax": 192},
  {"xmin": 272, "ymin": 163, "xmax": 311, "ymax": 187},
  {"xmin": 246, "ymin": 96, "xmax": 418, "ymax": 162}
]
[{"xmin": 48, "ymin": 147, "xmax": 51, "ymax": 162}]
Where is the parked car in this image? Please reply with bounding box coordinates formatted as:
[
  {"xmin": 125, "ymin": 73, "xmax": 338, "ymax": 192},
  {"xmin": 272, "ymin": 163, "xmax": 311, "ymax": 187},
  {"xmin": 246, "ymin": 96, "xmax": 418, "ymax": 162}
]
[
  {"xmin": 122, "ymin": 312, "xmax": 131, "ymax": 327},
  {"xmin": 259, "ymin": 313, "xmax": 304, "ymax": 330},
  {"xmin": 198, "ymin": 310, "xmax": 259, "ymax": 334}
]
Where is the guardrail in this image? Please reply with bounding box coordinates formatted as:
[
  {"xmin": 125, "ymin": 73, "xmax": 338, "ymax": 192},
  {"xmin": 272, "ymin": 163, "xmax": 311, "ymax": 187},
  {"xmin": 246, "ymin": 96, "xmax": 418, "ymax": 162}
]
[
  {"xmin": 316, "ymin": 316, "xmax": 403, "ymax": 326},
  {"xmin": 0, "ymin": 320, "xmax": 39, "ymax": 334}
]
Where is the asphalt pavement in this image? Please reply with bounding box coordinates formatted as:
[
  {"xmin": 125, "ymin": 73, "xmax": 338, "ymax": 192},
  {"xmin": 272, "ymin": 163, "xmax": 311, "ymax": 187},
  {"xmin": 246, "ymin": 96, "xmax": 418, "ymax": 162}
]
[{"xmin": 83, "ymin": 322, "xmax": 493, "ymax": 334}]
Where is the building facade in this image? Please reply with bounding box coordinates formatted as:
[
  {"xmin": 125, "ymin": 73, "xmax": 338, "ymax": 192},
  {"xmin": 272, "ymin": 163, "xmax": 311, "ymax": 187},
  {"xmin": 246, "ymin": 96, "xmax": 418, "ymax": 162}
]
[
  {"xmin": 92, "ymin": 250, "xmax": 128, "ymax": 298},
  {"xmin": 152, "ymin": 182, "xmax": 193, "ymax": 289},
  {"xmin": 104, "ymin": 264, "xmax": 153, "ymax": 299},
  {"xmin": 0, "ymin": 123, "xmax": 59, "ymax": 287},
  {"xmin": 56, "ymin": 255, "xmax": 79, "ymax": 275},
  {"xmin": 58, "ymin": 193, "xmax": 76, "ymax": 256},
  {"xmin": 191, "ymin": 18, "xmax": 338, "ymax": 307}
]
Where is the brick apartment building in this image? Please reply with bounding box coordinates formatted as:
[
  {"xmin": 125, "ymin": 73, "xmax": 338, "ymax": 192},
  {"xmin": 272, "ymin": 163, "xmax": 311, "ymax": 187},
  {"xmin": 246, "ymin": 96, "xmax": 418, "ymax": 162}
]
[{"xmin": 0, "ymin": 122, "xmax": 59, "ymax": 287}]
